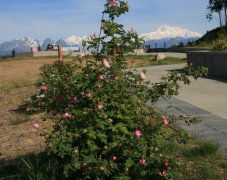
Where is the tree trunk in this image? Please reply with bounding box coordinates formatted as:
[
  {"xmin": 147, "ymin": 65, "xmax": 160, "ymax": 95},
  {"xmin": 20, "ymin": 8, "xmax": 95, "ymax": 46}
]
[
  {"xmin": 225, "ymin": 7, "xmax": 227, "ymax": 26},
  {"xmin": 218, "ymin": 11, "xmax": 223, "ymax": 27}
]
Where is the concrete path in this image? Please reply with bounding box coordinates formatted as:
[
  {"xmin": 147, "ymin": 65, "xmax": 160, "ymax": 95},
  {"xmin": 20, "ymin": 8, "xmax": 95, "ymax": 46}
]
[
  {"xmin": 137, "ymin": 52, "xmax": 187, "ymax": 59},
  {"xmin": 136, "ymin": 64, "xmax": 227, "ymax": 154}
]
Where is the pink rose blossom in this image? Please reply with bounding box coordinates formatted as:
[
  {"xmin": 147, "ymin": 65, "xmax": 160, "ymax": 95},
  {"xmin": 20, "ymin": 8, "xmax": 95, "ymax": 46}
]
[
  {"xmin": 151, "ymin": 117, "xmax": 156, "ymax": 124},
  {"xmin": 135, "ymin": 130, "xmax": 142, "ymax": 138},
  {"xmin": 111, "ymin": 0, "xmax": 117, "ymax": 7},
  {"xmin": 159, "ymin": 153, "xmax": 163, "ymax": 157},
  {"xmin": 98, "ymin": 103, "xmax": 104, "ymax": 109},
  {"xmin": 102, "ymin": 59, "xmax": 110, "ymax": 68},
  {"xmin": 41, "ymin": 85, "xmax": 47, "ymax": 91},
  {"xmin": 159, "ymin": 171, "xmax": 166, "ymax": 177},
  {"xmin": 131, "ymin": 28, "xmax": 136, "ymax": 34},
  {"xmin": 85, "ymin": 92, "xmax": 91, "ymax": 98},
  {"xmin": 114, "ymin": 76, "xmax": 119, "ymax": 80},
  {"xmin": 139, "ymin": 158, "xmax": 146, "ymax": 165},
  {"xmin": 162, "ymin": 116, "xmax": 170, "ymax": 125},
  {"xmin": 32, "ymin": 123, "xmax": 39, "ymax": 129},
  {"xmin": 98, "ymin": 74, "xmax": 104, "ymax": 80},
  {"xmin": 164, "ymin": 160, "xmax": 169, "ymax": 167},
  {"xmin": 113, "ymin": 155, "xmax": 117, "ymax": 161},
  {"xmin": 64, "ymin": 113, "xmax": 72, "ymax": 118},
  {"xmin": 25, "ymin": 107, "xmax": 30, "ymax": 112},
  {"xmin": 139, "ymin": 72, "xmax": 146, "ymax": 79},
  {"xmin": 81, "ymin": 162, "xmax": 88, "ymax": 167},
  {"xmin": 92, "ymin": 33, "xmax": 96, "ymax": 39}
]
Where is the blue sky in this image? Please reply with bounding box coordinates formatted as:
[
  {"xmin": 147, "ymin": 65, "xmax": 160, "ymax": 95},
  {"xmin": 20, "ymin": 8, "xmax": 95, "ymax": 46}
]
[{"xmin": 0, "ymin": 0, "xmax": 218, "ymax": 43}]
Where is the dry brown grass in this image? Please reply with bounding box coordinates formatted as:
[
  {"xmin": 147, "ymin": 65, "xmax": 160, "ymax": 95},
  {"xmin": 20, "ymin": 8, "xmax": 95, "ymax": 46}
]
[{"xmin": 0, "ymin": 58, "xmax": 57, "ymax": 160}]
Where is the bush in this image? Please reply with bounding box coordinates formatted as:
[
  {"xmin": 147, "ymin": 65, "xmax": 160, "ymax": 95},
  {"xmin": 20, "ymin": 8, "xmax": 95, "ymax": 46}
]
[
  {"xmin": 29, "ymin": 0, "xmax": 207, "ymax": 179},
  {"xmin": 213, "ymin": 37, "xmax": 227, "ymax": 51},
  {"xmin": 212, "ymin": 30, "xmax": 227, "ymax": 51}
]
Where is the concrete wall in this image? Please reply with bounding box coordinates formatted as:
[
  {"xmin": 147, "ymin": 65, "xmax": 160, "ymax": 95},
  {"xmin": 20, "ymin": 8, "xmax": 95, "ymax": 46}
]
[
  {"xmin": 16, "ymin": 51, "xmax": 83, "ymax": 57},
  {"xmin": 15, "ymin": 52, "xmax": 34, "ymax": 57},
  {"xmin": 187, "ymin": 51, "xmax": 227, "ymax": 78}
]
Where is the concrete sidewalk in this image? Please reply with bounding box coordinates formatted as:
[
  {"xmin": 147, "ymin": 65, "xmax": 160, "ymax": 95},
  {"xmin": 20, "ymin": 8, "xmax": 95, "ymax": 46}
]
[
  {"xmin": 136, "ymin": 64, "xmax": 227, "ymax": 119},
  {"xmin": 137, "ymin": 52, "xmax": 187, "ymax": 59},
  {"xmin": 154, "ymin": 97, "xmax": 227, "ymax": 155},
  {"xmin": 136, "ymin": 64, "xmax": 227, "ymax": 154}
]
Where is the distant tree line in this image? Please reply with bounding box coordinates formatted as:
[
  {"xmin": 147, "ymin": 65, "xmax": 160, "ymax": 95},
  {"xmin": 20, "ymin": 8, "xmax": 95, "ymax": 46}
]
[{"xmin": 207, "ymin": 0, "xmax": 227, "ymax": 27}]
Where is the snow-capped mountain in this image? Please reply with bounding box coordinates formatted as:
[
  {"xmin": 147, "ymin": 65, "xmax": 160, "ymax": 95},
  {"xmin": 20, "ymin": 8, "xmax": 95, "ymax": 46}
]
[
  {"xmin": 0, "ymin": 37, "xmax": 40, "ymax": 56},
  {"xmin": 141, "ymin": 25, "xmax": 202, "ymax": 41},
  {"xmin": 41, "ymin": 38, "xmax": 55, "ymax": 51},
  {"xmin": 0, "ymin": 25, "xmax": 202, "ymax": 55},
  {"xmin": 141, "ymin": 25, "xmax": 202, "ymax": 48},
  {"xmin": 40, "ymin": 36, "xmax": 85, "ymax": 50},
  {"xmin": 66, "ymin": 35, "xmax": 89, "ymax": 46}
]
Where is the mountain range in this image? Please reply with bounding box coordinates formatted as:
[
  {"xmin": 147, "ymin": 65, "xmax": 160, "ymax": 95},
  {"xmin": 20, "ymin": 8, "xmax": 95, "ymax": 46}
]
[
  {"xmin": 140, "ymin": 25, "xmax": 202, "ymax": 48},
  {"xmin": 0, "ymin": 25, "xmax": 202, "ymax": 56}
]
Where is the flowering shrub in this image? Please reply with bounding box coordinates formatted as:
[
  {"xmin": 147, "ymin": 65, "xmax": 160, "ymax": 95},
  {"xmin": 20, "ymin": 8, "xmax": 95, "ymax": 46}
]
[
  {"xmin": 30, "ymin": 0, "xmax": 207, "ymax": 179},
  {"xmin": 213, "ymin": 36, "xmax": 227, "ymax": 51}
]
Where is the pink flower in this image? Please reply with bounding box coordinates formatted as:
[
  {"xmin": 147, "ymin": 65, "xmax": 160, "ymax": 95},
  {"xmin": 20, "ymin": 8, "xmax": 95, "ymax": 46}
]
[
  {"xmin": 85, "ymin": 92, "xmax": 91, "ymax": 98},
  {"xmin": 81, "ymin": 162, "xmax": 88, "ymax": 167},
  {"xmin": 92, "ymin": 33, "xmax": 96, "ymax": 39},
  {"xmin": 164, "ymin": 160, "xmax": 169, "ymax": 167},
  {"xmin": 113, "ymin": 155, "xmax": 117, "ymax": 161},
  {"xmin": 135, "ymin": 130, "xmax": 142, "ymax": 138},
  {"xmin": 159, "ymin": 153, "xmax": 163, "ymax": 157},
  {"xmin": 139, "ymin": 158, "xmax": 146, "ymax": 165},
  {"xmin": 41, "ymin": 84, "xmax": 47, "ymax": 91},
  {"xmin": 131, "ymin": 28, "xmax": 136, "ymax": 34},
  {"xmin": 111, "ymin": 0, "xmax": 117, "ymax": 7},
  {"xmin": 102, "ymin": 59, "xmax": 110, "ymax": 68},
  {"xmin": 25, "ymin": 107, "xmax": 30, "ymax": 113},
  {"xmin": 159, "ymin": 171, "xmax": 166, "ymax": 177},
  {"xmin": 188, "ymin": 62, "xmax": 193, "ymax": 67},
  {"xmin": 151, "ymin": 117, "xmax": 156, "ymax": 124},
  {"xmin": 64, "ymin": 113, "xmax": 72, "ymax": 118},
  {"xmin": 98, "ymin": 74, "xmax": 104, "ymax": 80},
  {"xmin": 32, "ymin": 123, "xmax": 39, "ymax": 129},
  {"xmin": 114, "ymin": 76, "xmax": 119, "ymax": 80},
  {"xmin": 162, "ymin": 116, "xmax": 170, "ymax": 125},
  {"xmin": 98, "ymin": 103, "xmax": 104, "ymax": 109},
  {"xmin": 139, "ymin": 72, "xmax": 146, "ymax": 79}
]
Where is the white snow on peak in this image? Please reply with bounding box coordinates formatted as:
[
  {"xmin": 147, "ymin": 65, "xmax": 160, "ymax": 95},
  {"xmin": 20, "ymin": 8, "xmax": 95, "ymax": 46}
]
[
  {"xmin": 66, "ymin": 35, "xmax": 89, "ymax": 46},
  {"xmin": 0, "ymin": 37, "xmax": 40, "ymax": 56},
  {"xmin": 140, "ymin": 25, "xmax": 202, "ymax": 41},
  {"xmin": 0, "ymin": 25, "xmax": 202, "ymax": 56}
]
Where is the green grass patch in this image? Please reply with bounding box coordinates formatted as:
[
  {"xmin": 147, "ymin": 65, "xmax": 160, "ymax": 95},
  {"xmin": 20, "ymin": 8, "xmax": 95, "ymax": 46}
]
[
  {"xmin": 125, "ymin": 55, "xmax": 186, "ymax": 67},
  {"xmin": 183, "ymin": 141, "xmax": 219, "ymax": 158},
  {"xmin": 10, "ymin": 115, "xmax": 30, "ymax": 125}
]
